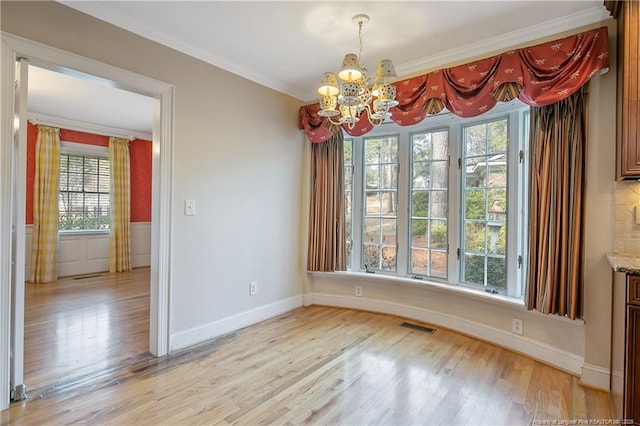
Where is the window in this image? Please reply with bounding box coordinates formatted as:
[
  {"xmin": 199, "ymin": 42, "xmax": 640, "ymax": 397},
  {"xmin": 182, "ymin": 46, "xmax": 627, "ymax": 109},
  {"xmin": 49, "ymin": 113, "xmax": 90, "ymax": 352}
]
[
  {"xmin": 461, "ymin": 119, "xmax": 508, "ymax": 290},
  {"xmin": 344, "ymin": 101, "xmax": 528, "ymax": 299},
  {"xmin": 410, "ymin": 129, "xmax": 449, "ymax": 278},
  {"xmin": 58, "ymin": 144, "xmax": 110, "ymax": 231},
  {"xmin": 363, "ymin": 136, "xmax": 398, "ymax": 272}
]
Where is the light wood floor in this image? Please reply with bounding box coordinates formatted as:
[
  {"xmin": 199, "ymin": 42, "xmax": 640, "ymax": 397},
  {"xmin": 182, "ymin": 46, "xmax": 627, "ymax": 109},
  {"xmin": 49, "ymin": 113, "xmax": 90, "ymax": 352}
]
[
  {"xmin": 22, "ymin": 267, "xmax": 151, "ymax": 392},
  {"xmin": 2, "ymin": 270, "xmax": 614, "ymax": 425}
]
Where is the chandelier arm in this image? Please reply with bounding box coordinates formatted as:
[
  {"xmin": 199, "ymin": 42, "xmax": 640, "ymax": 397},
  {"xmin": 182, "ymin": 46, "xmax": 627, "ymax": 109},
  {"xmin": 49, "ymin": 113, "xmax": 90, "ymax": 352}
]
[{"xmin": 327, "ymin": 116, "xmax": 343, "ymax": 126}]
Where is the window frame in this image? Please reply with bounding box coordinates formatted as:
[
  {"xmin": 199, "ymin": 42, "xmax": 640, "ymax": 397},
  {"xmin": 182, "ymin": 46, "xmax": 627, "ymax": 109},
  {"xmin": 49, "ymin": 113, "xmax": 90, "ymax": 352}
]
[
  {"xmin": 343, "ymin": 101, "xmax": 528, "ymax": 300},
  {"xmin": 58, "ymin": 141, "xmax": 110, "ymax": 234}
]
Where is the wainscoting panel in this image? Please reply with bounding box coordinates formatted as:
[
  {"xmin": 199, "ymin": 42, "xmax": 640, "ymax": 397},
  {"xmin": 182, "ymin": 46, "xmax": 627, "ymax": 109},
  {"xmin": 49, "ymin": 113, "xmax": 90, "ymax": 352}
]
[{"xmin": 24, "ymin": 222, "xmax": 151, "ymax": 278}]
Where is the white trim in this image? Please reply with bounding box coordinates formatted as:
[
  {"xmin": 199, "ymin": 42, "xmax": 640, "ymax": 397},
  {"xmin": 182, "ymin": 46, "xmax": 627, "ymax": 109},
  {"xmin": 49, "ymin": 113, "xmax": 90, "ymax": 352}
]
[
  {"xmin": 150, "ymin": 86, "xmax": 173, "ymax": 357},
  {"xmin": 0, "ymin": 32, "xmax": 174, "ymax": 402},
  {"xmin": 611, "ymin": 368, "xmax": 624, "ymax": 396},
  {"xmin": 580, "ymin": 363, "xmax": 611, "ymax": 391},
  {"xmin": 170, "ymin": 296, "xmax": 303, "ymax": 351},
  {"xmin": 310, "ymin": 292, "xmax": 585, "ymax": 376},
  {"xmin": 29, "ymin": 112, "xmax": 151, "ymax": 141},
  {"xmin": 396, "ymin": 7, "xmax": 610, "ymax": 87},
  {"xmin": 0, "ymin": 36, "xmax": 15, "ymax": 412},
  {"xmin": 60, "ymin": 3, "xmax": 609, "ymax": 102}
]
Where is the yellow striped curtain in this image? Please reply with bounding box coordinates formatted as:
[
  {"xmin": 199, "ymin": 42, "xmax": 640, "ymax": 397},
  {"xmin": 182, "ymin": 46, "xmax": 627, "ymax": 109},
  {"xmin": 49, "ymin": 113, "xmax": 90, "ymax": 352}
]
[
  {"xmin": 109, "ymin": 137, "xmax": 132, "ymax": 272},
  {"xmin": 30, "ymin": 125, "xmax": 60, "ymax": 283}
]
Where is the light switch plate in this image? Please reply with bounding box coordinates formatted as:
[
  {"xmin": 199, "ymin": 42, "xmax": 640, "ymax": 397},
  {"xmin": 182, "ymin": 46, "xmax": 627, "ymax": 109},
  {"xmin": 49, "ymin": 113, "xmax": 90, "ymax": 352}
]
[{"xmin": 185, "ymin": 199, "xmax": 196, "ymax": 216}]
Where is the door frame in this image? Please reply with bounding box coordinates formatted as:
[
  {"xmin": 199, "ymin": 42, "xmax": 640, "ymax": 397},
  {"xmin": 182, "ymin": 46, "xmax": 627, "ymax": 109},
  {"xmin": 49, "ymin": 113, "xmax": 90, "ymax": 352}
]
[{"xmin": 0, "ymin": 32, "xmax": 174, "ymax": 410}]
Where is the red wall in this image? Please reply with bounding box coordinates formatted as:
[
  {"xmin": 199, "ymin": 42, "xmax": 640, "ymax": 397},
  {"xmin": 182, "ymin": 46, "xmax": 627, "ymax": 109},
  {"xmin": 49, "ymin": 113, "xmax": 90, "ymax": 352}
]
[{"xmin": 26, "ymin": 121, "xmax": 152, "ymax": 224}]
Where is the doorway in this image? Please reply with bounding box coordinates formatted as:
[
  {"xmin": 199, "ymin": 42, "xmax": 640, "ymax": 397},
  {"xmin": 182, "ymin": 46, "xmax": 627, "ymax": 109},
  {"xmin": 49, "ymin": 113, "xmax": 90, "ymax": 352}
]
[
  {"xmin": 0, "ymin": 33, "xmax": 173, "ymax": 410},
  {"xmin": 23, "ymin": 64, "xmax": 154, "ymax": 392}
]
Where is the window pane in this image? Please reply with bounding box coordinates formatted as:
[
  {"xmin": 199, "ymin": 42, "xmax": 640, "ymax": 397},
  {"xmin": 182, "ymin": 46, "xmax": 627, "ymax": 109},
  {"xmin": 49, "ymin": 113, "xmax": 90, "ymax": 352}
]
[
  {"xmin": 464, "ymin": 254, "xmax": 485, "ymax": 285},
  {"xmin": 431, "ymin": 250, "xmax": 447, "ymax": 277},
  {"xmin": 365, "ymin": 191, "xmax": 382, "ymax": 215},
  {"xmin": 411, "ymin": 248, "xmax": 428, "ymax": 275},
  {"xmin": 365, "ymin": 165, "xmax": 380, "ymax": 189},
  {"xmin": 465, "ymin": 222, "xmax": 486, "ymax": 253},
  {"xmin": 364, "ymin": 218, "xmax": 380, "ymax": 243},
  {"xmin": 465, "ymin": 123, "xmax": 487, "ymax": 156},
  {"xmin": 432, "ymin": 131, "xmax": 449, "ymax": 160},
  {"xmin": 381, "ymin": 165, "xmax": 397, "ymax": 189},
  {"xmin": 430, "ymin": 219, "xmax": 447, "ymax": 248},
  {"xmin": 381, "ymin": 246, "xmax": 396, "ymax": 271},
  {"xmin": 412, "ymin": 162, "xmax": 431, "ymax": 188},
  {"xmin": 411, "ymin": 219, "xmax": 428, "ymax": 246},
  {"xmin": 84, "ymin": 173, "xmax": 98, "ymax": 192},
  {"xmin": 381, "ymin": 219, "xmax": 396, "ymax": 244},
  {"xmin": 412, "ymin": 192, "xmax": 429, "ymax": 217},
  {"xmin": 465, "ymin": 189, "xmax": 486, "ymax": 220},
  {"xmin": 363, "ymin": 245, "xmax": 380, "ymax": 269},
  {"xmin": 431, "ymin": 190, "xmax": 447, "ymax": 220},
  {"xmin": 487, "ymin": 256, "xmax": 506, "ymax": 289}
]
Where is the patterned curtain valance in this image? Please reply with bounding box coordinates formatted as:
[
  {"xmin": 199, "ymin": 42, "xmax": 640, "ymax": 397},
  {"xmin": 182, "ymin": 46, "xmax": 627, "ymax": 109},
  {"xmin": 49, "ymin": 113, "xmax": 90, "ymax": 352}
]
[{"xmin": 299, "ymin": 26, "xmax": 609, "ymax": 143}]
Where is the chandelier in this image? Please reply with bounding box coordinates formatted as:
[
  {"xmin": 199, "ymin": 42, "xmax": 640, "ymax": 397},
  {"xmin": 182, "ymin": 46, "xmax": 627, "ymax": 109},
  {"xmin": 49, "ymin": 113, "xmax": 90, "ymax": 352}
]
[{"xmin": 317, "ymin": 14, "xmax": 399, "ymax": 128}]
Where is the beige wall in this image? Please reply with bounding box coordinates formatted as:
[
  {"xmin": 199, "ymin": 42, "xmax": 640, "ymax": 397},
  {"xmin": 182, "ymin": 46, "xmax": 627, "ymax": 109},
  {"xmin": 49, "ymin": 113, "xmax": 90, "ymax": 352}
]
[{"xmin": 0, "ymin": 1, "xmax": 306, "ymax": 341}]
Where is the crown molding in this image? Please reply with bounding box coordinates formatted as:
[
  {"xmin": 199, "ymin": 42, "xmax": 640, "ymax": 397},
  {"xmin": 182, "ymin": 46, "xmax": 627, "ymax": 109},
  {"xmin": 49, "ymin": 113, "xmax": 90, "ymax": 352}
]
[
  {"xmin": 59, "ymin": 1, "xmax": 308, "ymax": 101},
  {"xmin": 28, "ymin": 112, "xmax": 152, "ymax": 141},
  {"xmin": 395, "ymin": 6, "xmax": 611, "ymax": 79}
]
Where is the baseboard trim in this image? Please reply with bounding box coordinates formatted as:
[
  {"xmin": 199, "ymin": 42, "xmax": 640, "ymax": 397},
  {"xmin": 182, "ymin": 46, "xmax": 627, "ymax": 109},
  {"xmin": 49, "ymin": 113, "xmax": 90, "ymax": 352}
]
[
  {"xmin": 170, "ymin": 295, "xmax": 303, "ymax": 351},
  {"xmin": 310, "ymin": 293, "xmax": 585, "ymax": 376},
  {"xmin": 303, "ymin": 294, "xmax": 313, "ymax": 307},
  {"xmin": 611, "ymin": 369, "xmax": 623, "ymax": 395},
  {"xmin": 580, "ymin": 363, "xmax": 611, "ymax": 392}
]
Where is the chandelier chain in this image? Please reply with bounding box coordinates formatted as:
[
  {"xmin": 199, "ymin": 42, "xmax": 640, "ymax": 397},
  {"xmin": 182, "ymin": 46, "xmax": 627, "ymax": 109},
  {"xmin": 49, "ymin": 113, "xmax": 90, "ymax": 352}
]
[{"xmin": 358, "ymin": 21, "xmax": 364, "ymax": 62}]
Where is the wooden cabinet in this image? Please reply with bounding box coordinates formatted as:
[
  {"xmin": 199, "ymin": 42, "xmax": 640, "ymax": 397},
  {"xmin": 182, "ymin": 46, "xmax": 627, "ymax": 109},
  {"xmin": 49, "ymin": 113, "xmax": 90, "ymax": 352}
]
[
  {"xmin": 625, "ymin": 275, "xmax": 640, "ymax": 424},
  {"xmin": 608, "ymin": 1, "xmax": 640, "ymax": 179}
]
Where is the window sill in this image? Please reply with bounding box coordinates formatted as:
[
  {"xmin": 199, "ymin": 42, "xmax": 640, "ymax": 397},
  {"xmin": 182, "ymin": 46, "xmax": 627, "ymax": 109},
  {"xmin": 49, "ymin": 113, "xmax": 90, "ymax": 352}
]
[
  {"xmin": 308, "ymin": 270, "xmax": 584, "ymax": 325},
  {"xmin": 59, "ymin": 229, "xmax": 110, "ymax": 236}
]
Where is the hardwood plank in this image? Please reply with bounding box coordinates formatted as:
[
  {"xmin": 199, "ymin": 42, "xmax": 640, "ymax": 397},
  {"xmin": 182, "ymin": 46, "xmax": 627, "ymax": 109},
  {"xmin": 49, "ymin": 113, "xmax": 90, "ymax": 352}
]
[{"xmin": 2, "ymin": 281, "xmax": 615, "ymax": 425}]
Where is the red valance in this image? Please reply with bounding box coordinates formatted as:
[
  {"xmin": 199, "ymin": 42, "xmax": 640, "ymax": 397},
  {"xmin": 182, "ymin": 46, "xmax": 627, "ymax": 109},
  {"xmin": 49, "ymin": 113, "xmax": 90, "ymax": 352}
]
[{"xmin": 299, "ymin": 26, "xmax": 609, "ymax": 143}]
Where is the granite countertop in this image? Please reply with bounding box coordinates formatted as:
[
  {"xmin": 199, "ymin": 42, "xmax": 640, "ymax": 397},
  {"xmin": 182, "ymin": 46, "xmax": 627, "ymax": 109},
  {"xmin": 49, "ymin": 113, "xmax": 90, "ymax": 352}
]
[{"xmin": 606, "ymin": 252, "xmax": 640, "ymax": 274}]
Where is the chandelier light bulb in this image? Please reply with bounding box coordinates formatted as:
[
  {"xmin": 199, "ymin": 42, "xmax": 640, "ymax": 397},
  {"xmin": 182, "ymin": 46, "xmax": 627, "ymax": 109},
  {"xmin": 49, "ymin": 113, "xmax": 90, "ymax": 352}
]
[{"xmin": 338, "ymin": 54, "xmax": 363, "ymax": 82}]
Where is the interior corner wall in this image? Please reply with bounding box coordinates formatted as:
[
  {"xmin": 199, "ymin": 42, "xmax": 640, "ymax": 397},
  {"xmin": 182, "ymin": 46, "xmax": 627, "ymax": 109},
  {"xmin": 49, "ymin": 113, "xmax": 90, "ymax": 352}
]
[
  {"xmin": 580, "ymin": 16, "xmax": 617, "ymax": 387},
  {"xmin": 1, "ymin": 0, "xmax": 304, "ymax": 349}
]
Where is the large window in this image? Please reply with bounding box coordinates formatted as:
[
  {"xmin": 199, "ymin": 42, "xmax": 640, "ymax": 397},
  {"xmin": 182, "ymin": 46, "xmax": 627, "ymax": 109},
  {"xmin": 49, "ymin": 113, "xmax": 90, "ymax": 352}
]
[
  {"xmin": 58, "ymin": 144, "xmax": 110, "ymax": 231},
  {"xmin": 344, "ymin": 102, "xmax": 528, "ymax": 299}
]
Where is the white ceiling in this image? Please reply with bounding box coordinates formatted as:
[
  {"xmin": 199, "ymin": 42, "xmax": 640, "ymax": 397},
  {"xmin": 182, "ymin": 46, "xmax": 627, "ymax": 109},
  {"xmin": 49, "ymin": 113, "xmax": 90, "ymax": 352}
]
[{"xmin": 29, "ymin": 1, "xmax": 610, "ymax": 135}]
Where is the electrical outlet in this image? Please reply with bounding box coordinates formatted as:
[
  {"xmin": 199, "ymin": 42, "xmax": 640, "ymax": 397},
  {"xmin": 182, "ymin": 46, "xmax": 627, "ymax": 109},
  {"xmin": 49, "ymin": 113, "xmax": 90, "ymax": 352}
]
[
  {"xmin": 355, "ymin": 285, "xmax": 363, "ymax": 297},
  {"xmin": 512, "ymin": 318, "xmax": 523, "ymax": 335},
  {"xmin": 250, "ymin": 281, "xmax": 257, "ymax": 296}
]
